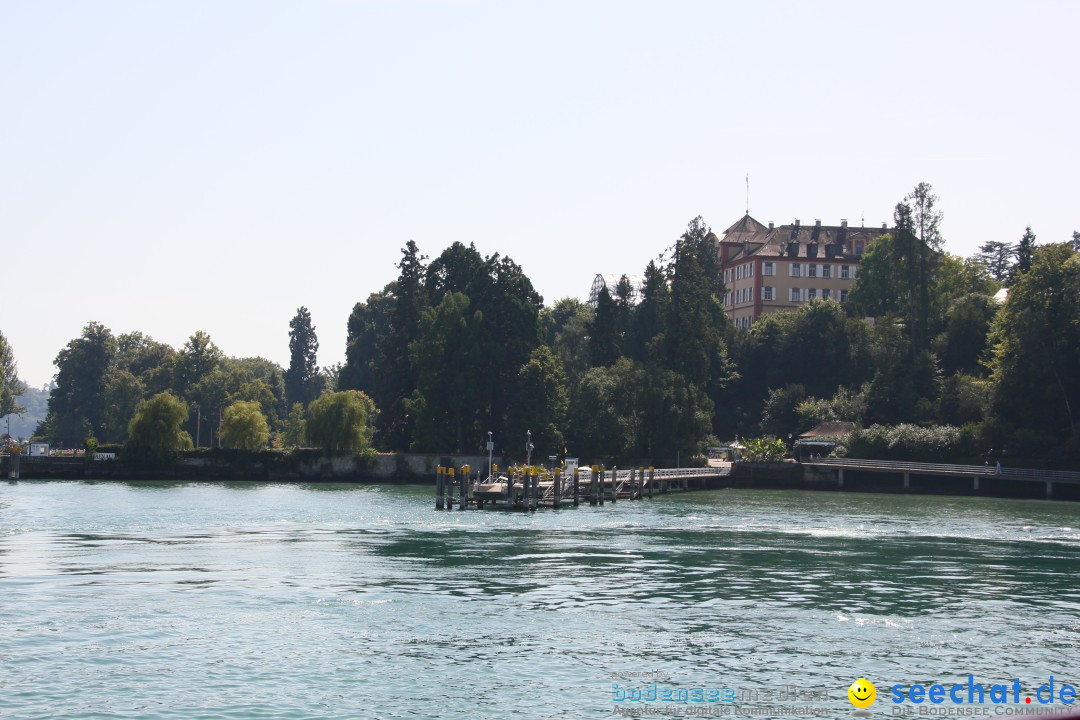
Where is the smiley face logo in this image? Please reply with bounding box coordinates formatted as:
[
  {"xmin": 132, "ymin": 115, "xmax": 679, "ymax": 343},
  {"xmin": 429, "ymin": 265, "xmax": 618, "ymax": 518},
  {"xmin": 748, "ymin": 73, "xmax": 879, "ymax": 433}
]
[{"xmin": 848, "ymin": 678, "xmax": 877, "ymax": 709}]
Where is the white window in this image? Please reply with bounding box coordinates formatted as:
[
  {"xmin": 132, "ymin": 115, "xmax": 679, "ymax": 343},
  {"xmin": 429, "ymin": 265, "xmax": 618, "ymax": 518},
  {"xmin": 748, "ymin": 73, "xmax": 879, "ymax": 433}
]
[
  {"xmin": 850, "ymin": 265, "xmax": 857, "ymax": 279},
  {"xmin": 807, "ymin": 288, "xmax": 817, "ymax": 300},
  {"xmin": 822, "ymin": 288, "xmax": 831, "ymax": 300},
  {"xmin": 725, "ymin": 269, "xmax": 732, "ymax": 284},
  {"xmin": 822, "ymin": 264, "xmax": 832, "ymax": 279},
  {"xmin": 789, "ymin": 287, "xmax": 801, "ymax": 302},
  {"xmin": 790, "ymin": 263, "xmax": 802, "ymax": 277},
  {"xmin": 763, "ymin": 286, "xmax": 774, "ymax": 301},
  {"xmin": 749, "ymin": 263, "xmax": 754, "ymax": 277},
  {"xmin": 840, "ymin": 265, "xmax": 850, "ymax": 279},
  {"xmin": 725, "ymin": 291, "xmax": 731, "ymax": 306},
  {"xmin": 840, "ymin": 289, "xmax": 848, "ymax": 303},
  {"xmin": 763, "ymin": 262, "xmax": 775, "ymax": 276},
  {"xmin": 808, "ymin": 264, "xmax": 817, "ymax": 278}
]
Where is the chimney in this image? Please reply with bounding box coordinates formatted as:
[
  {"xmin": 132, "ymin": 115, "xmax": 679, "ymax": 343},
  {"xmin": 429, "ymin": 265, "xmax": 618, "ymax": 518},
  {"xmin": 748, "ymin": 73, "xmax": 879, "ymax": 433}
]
[
  {"xmin": 882, "ymin": 222, "xmax": 888, "ymax": 231},
  {"xmin": 841, "ymin": 219, "xmax": 848, "ymax": 228},
  {"xmin": 768, "ymin": 221, "xmax": 774, "ymax": 231}
]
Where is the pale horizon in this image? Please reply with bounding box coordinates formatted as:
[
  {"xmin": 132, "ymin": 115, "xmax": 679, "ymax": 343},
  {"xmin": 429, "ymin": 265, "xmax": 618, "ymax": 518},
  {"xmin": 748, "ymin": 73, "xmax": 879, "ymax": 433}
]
[{"xmin": 4, "ymin": 0, "xmax": 1078, "ymax": 388}]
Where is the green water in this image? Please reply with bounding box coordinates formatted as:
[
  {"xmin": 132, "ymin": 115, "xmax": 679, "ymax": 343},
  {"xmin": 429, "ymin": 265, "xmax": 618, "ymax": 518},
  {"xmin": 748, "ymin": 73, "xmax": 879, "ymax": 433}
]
[{"xmin": 1, "ymin": 481, "xmax": 1078, "ymax": 719}]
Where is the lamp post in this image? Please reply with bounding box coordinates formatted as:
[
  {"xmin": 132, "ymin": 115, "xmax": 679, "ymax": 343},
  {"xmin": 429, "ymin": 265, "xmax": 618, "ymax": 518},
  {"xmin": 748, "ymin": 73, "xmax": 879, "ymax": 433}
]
[
  {"xmin": 486, "ymin": 431, "xmax": 494, "ymax": 480},
  {"xmin": 525, "ymin": 430, "xmax": 534, "ymax": 468}
]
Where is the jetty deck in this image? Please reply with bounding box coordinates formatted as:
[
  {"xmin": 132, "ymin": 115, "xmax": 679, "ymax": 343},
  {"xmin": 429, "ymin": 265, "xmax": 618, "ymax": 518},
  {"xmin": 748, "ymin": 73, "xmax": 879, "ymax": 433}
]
[{"xmin": 435, "ymin": 464, "xmax": 732, "ymax": 510}]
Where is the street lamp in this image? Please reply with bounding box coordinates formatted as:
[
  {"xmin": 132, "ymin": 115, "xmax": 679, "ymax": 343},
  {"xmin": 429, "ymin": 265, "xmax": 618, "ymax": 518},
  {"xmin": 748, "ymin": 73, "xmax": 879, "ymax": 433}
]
[
  {"xmin": 486, "ymin": 431, "xmax": 494, "ymax": 480},
  {"xmin": 525, "ymin": 430, "xmax": 534, "ymax": 467}
]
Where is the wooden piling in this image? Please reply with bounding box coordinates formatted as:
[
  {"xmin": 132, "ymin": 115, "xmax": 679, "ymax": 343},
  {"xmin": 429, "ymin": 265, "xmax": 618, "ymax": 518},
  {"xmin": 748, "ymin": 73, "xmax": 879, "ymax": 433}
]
[
  {"xmin": 599, "ymin": 465, "xmax": 605, "ymax": 505},
  {"xmin": 589, "ymin": 466, "xmax": 597, "ymax": 506},
  {"xmin": 459, "ymin": 464, "xmax": 469, "ymax": 510},
  {"xmin": 573, "ymin": 468, "xmax": 580, "ymax": 507},
  {"xmin": 554, "ymin": 470, "xmax": 562, "ymax": 509},
  {"xmin": 436, "ymin": 466, "xmax": 445, "ymax": 509},
  {"xmin": 647, "ymin": 467, "xmax": 654, "ymax": 499}
]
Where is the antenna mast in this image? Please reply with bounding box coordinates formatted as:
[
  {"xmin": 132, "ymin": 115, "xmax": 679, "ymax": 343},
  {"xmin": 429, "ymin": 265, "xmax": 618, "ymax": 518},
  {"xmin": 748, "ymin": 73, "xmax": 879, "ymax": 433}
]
[{"xmin": 745, "ymin": 174, "xmax": 749, "ymax": 215}]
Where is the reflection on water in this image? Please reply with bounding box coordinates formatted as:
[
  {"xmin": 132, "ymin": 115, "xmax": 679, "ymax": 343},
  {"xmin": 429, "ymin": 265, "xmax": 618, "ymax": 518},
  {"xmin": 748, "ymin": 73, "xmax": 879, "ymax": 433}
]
[{"xmin": 0, "ymin": 481, "xmax": 1078, "ymax": 719}]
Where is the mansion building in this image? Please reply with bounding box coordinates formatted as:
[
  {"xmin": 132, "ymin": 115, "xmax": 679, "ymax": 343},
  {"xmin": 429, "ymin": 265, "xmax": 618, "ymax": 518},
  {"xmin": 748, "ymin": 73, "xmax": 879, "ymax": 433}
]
[{"xmin": 711, "ymin": 214, "xmax": 890, "ymax": 329}]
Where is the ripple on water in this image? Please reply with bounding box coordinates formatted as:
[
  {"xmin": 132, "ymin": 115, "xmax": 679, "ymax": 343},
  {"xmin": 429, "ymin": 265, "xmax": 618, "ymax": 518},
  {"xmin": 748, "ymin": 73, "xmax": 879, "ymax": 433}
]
[{"xmin": 0, "ymin": 483, "xmax": 1078, "ymax": 719}]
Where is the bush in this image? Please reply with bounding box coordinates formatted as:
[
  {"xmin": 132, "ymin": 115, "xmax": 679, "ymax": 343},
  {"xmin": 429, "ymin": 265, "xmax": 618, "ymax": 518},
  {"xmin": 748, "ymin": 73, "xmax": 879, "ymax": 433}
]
[
  {"xmin": 844, "ymin": 424, "xmax": 970, "ymax": 462},
  {"xmin": 305, "ymin": 390, "xmax": 377, "ymax": 457},
  {"xmin": 220, "ymin": 401, "xmax": 270, "ymax": 451},
  {"xmin": 125, "ymin": 392, "xmax": 193, "ymax": 463}
]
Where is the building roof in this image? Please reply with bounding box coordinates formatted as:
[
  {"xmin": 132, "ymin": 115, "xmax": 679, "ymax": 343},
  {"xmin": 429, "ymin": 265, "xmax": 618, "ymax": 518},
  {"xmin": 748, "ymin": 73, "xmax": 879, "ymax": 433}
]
[{"xmin": 713, "ymin": 214, "xmax": 890, "ymax": 263}]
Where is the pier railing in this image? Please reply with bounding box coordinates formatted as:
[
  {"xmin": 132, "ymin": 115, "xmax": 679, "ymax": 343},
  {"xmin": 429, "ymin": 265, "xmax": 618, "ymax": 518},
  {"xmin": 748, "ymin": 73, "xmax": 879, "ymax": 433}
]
[{"xmin": 808, "ymin": 457, "xmax": 1080, "ymax": 484}]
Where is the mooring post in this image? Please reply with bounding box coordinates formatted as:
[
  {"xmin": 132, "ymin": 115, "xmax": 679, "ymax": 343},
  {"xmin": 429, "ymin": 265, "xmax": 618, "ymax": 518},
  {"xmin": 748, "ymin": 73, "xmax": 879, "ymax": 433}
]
[
  {"xmin": 647, "ymin": 467, "xmax": 654, "ymax": 499},
  {"xmin": 973, "ymin": 476, "xmax": 979, "ymax": 492},
  {"xmin": 589, "ymin": 466, "xmax": 597, "ymax": 506},
  {"xmin": 446, "ymin": 466, "xmax": 456, "ymax": 508},
  {"xmin": 436, "ymin": 466, "xmax": 445, "ymax": 509},
  {"xmin": 531, "ymin": 469, "xmax": 539, "ymax": 511},
  {"xmin": 610, "ymin": 466, "xmax": 617, "ymax": 503},
  {"xmin": 573, "ymin": 467, "xmax": 580, "ymax": 506},
  {"xmin": 554, "ymin": 470, "xmax": 562, "ymax": 509},
  {"xmin": 460, "ymin": 464, "xmax": 469, "ymax": 510},
  {"xmin": 838, "ymin": 467, "xmax": 844, "ymax": 489},
  {"xmin": 1047, "ymin": 480, "xmax": 1053, "ymax": 499},
  {"xmin": 903, "ymin": 472, "xmax": 910, "ymax": 491},
  {"xmin": 599, "ymin": 465, "xmax": 606, "ymax": 505}
]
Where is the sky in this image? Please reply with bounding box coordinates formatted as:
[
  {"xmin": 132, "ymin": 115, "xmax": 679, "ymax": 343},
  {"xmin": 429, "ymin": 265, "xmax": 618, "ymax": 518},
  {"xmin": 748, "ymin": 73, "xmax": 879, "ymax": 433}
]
[{"xmin": 2, "ymin": 0, "xmax": 1078, "ymax": 388}]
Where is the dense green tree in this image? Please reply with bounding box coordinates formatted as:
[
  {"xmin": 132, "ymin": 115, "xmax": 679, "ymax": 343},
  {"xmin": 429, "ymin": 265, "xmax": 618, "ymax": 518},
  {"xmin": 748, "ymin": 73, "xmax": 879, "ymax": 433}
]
[
  {"xmin": 988, "ymin": 243, "xmax": 1080, "ymax": 440},
  {"xmin": 339, "ymin": 286, "xmax": 395, "ymax": 399},
  {"xmin": 588, "ymin": 285, "xmax": 622, "ymax": 366},
  {"xmin": 464, "ymin": 253, "xmax": 544, "ymax": 442},
  {"xmin": 114, "ymin": 332, "xmax": 177, "ymax": 397},
  {"xmin": 425, "ymin": 241, "xmax": 484, "ymax": 306},
  {"xmin": 504, "ymin": 346, "xmax": 569, "ymax": 462},
  {"xmin": 661, "ymin": 218, "xmax": 721, "ymax": 388},
  {"xmin": 1, "ymin": 330, "xmax": 26, "ymax": 419},
  {"xmin": 934, "ymin": 293, "xmax": 998, "ymax": 376},
  {"xmin": 283, "ymin": 402, "xmax": 306, "ymax": 447},
  {"xmin": 305, "ymin": 390, "xmax": 377, "ymax": 454},
  {"xmin": 639, "ymin": 366, "xmax": 713, "ymax": 465},
  {"xmin": 1010, "ymin": 226, "xmax": 1037, "ymax": 283},
  {"xmin": 546, "ymin": 298, "xmax": 593, "ymax": 388},
  {"xmin": 406, "ymin": 292, "xmax": 475, "ymax": 452},
  {"xmin": 976, "ymin": 240, "xmax": 1016, "ymax": 283},
  {"xmin": 285, "ymin": 306, "xmax": 321, "ymax": 408},
  {"xmin": 567, "ymin": 358, "xmax": 642, "ymax": 462},
  {"xmin": 221, "ymin": 400, "xmax": 270, "ymax": 450},
  {"xmin": 628, "ymin": 259, "xmax": 669, "ymax": 362},
  {"xmin": 382, "ymin": 241, "xmax": 428, "ymax": 450},
  {"xmin": 42, "ymin": 322, "xmax": 116, "ymax": 445},
  {"xmin": 174, "ymin": 331, "xmax": 222, "ymax": 398},
  {"xmin": 760, "ymin": 384, "xmax": 807, "ymax": 438},
  {"xmin": 102, "ymin": 369, "xmax": 145, "ymax": 442},
  {"xmin": 126, "ymin": 392, "xmax": 193, "ymax": 460}
]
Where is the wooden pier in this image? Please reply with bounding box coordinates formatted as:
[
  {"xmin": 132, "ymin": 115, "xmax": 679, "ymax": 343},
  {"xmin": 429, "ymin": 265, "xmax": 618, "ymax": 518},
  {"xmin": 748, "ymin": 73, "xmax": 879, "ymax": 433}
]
[{"xmin": 434, "ymin": 463, "xmax": 731, "ymax": 510}]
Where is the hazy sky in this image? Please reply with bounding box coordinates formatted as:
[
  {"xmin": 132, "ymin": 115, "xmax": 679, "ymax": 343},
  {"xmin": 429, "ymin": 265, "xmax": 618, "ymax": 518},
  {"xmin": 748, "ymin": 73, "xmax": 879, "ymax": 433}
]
[{"xmin": 3, "ymin": 1, "xmax": 1077, "ymax": 388}]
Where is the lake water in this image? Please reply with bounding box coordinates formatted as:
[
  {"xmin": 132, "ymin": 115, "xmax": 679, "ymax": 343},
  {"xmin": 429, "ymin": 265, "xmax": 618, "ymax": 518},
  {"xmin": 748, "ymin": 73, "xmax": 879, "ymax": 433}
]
[{"xmin": 1, "ymin": 481, "xmax": 1078, "ymax": 719}]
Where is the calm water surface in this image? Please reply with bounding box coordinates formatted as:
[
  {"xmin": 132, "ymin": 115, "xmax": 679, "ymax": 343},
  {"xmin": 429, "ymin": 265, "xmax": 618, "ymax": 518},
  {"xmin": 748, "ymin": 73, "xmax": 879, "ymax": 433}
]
[{"xmin": 1, "ymin": 481, "xmax": 1078, "ymax": 719}]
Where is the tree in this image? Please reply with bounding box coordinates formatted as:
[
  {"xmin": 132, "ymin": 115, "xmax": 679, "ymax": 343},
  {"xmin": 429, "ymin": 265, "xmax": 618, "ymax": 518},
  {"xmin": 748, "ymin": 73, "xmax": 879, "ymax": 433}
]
[
  {"xmin": 976, "ymin": 240, "xmax": 1016, "ymax": 283},
  {"xmin": 1, "ymin": 330, "xmax": 26, "ymax": 419},
  {"xmin": 1073, "ymin": 230, "xmax": 1079, "ymax": 253},
  {"xmin": 220, "ymin": 400, "xmax": 270, "ymax": 450},
  {"xmin": 934, "ymin": 293, "xmax": 998, "ymax": 376},
  {"xmin": 588, "ymin": 285, "xmax": 622, "ymax": 366},
  {"xmin": 42, "ymin": 322, "xmax": 116, "ymax": 445},
  {"xmin": 504, "ymin": 346, "xmax": 569, "ymax": 461},
  {"xmin": 1010, "ymin": 226, "xmax": 1037, "ymax": 283},
  {"xmin": 102, "ymin": 369, "xmax": 145, "ymax": 442},
  {"xmin": 283, "ymin": 402, "xmax": 306, "ymax": 447},
  {"xmin": 381, "ymin": 241, "xmax": 428, "ymax": 450},
  {"xmin": 988, "ymin": 243, "xmax": 1080, "ymax": 440},
  {"xmin": 285, "ymin": 307, "xmax": 320, "ymax": 408},
  {"xmin": 174, "ymin": 331, "xmax": 222, "ymax": 397},
  {"xmin": 305, "ymin": 390, "xmax": 378, "ymax": 455},
  {"xmin": 126, "ymin": 392, "xmax": 193, "ymax": 460},
  {"xmin": 339, "ymin": 286, "xmax": 395, "ymax": 399},
  {"xmin": 546, "ymin": 298, "xmax": 593, "ymax": 389},
  {"xmin": 406, "ymin": 292, "xmax": 475, "ymax": 452}
]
